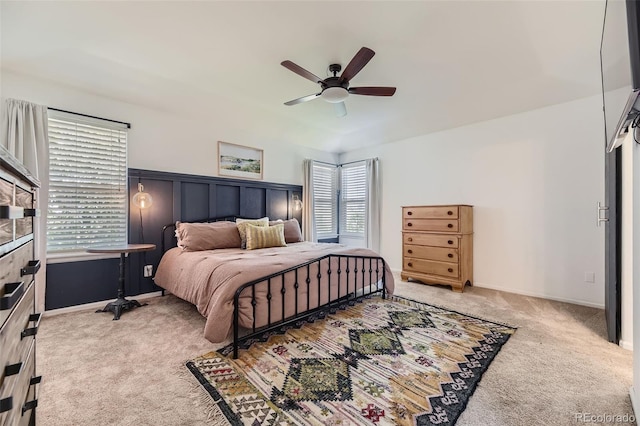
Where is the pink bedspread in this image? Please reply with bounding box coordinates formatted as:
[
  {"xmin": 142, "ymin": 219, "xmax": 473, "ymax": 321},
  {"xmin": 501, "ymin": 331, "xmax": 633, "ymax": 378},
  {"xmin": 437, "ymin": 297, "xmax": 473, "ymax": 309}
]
[{"xmin": 154, "ymin": 242, "xmax": 394, "ymax": 343}]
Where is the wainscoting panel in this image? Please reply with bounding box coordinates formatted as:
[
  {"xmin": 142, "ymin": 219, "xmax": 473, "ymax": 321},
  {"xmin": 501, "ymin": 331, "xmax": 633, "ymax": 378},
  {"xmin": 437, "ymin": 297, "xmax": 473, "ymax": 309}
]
[{"xmin": 45, "ymin": 168, "xmax": 303, "ymax": 310}]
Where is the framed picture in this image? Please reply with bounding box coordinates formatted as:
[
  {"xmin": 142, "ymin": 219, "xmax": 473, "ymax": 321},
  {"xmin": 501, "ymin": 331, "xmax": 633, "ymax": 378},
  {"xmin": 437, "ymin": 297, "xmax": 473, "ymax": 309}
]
[{"xmin": 218, "ymin": 141, "xmax": 263, "ymax": 180}]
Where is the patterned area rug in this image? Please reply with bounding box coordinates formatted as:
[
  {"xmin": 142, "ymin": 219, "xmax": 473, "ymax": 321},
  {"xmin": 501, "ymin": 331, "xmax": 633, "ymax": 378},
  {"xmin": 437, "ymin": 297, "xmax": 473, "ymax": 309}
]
[{"xmin": 186, "ymin": 296, "xmax": 516, "ymax": 425}]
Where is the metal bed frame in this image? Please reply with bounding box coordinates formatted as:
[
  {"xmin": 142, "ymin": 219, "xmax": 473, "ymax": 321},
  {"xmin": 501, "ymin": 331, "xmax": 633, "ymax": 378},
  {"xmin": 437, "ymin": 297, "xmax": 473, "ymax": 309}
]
[{"xmin": 160, "ymin": 217, "xmax": 387, "ymax": 359}]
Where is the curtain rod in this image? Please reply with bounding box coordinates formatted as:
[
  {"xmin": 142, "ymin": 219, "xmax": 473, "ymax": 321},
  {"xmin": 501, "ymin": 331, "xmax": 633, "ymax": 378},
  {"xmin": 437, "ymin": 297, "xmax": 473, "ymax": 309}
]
[
  {"xmin": 48, "ymin": 107, "xmax": 131, "ymax": 129},
  {"xmin": 313, "ymin": 158, "xmax": 377, "ymax": 167}
]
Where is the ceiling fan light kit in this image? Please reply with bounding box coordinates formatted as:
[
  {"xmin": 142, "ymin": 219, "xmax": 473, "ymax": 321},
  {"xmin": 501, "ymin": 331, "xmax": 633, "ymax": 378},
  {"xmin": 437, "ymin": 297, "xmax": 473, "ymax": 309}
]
[
  {"xmin": 322, "ymin": 87, "xmax": 349, "ymax": 103},
  {"xmin": 281, "ymin": 47, "xmax": 396, "ymax": 116}
]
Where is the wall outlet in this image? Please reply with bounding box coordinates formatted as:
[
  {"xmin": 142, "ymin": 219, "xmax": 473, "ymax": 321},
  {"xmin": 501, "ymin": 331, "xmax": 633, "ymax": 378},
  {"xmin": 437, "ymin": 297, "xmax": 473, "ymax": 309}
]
[
  {"xmin": 144, "ymin": 265, "xmax": 153, "ymax": 278},
  {"xmin": 584, "ymin": 271, "xmax": 595, "ymax": 283}
]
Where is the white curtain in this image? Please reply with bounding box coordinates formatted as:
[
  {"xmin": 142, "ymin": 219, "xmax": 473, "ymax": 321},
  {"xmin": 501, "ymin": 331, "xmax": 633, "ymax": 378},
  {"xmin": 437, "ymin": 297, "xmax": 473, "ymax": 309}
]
[
  {"xmin": 302, "ymin": 159, "xmax": 317, "ymax": 242},
  {"xmin": 365, "ymin": 158, "xmax": 381, "ymax": 252},
  {"xmin": 1, "ymin": 99, "xmax": 49, "ymax": 313}
]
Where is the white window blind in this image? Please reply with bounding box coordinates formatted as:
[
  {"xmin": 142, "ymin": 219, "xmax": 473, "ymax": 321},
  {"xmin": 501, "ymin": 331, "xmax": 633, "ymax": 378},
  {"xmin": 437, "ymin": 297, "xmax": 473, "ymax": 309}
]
[
  {"xmin": 340, "ymin": 162, "xmax": 366, "ymax": 237},
  {"xmin": 312, "ymin": 162, "xmax": 338, "ymax": 238},
  {"xmin": 47, "ymin": 112, "xmax": 128, "ymax": 253}
]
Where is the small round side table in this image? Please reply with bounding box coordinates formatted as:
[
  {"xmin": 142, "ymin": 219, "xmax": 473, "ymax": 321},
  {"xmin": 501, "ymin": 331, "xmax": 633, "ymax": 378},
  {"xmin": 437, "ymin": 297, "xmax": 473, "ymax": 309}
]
[{"xmin": 87, "ymin": 243, "xmax": 156, "ymax": 320}]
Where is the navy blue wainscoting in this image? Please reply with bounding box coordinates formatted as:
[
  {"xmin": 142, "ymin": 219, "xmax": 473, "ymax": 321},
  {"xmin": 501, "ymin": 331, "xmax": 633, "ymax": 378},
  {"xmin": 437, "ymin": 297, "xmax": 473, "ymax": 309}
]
[{"xmin": 45, "ymin": 168, "xmax": 303, "ymax": 310}]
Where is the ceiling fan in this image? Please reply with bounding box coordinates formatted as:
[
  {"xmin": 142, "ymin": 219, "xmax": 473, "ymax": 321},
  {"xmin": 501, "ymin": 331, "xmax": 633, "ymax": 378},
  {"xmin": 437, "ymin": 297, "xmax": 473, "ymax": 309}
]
[{"xmin": 281, "ymin": 47, "xmax": 396, "ymax": 117}]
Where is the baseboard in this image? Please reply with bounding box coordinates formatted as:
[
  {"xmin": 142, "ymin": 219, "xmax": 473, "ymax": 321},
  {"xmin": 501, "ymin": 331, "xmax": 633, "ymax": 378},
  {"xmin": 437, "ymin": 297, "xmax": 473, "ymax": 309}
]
[
  {"xmin": 394, "ymin": 272, "xmax": 605, "ymax": 309},
  {"xmin": 630, "ymin": 386, "xmax": 639, "ymax": 419},
  {"xmin": 472, "ymin": 282, "xmax": 605, "ymax": 309},
  {"xmin": 619, "ymin": 339, "xmax": 634, "ymax": 351},
  {"xmin": 43, "ymin": 291, "xmax": 164, "ymax": 317}
]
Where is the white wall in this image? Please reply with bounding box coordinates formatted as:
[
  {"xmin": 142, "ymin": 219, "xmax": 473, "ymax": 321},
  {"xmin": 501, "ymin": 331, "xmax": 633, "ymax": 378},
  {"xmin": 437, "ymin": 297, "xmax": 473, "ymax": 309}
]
[
  {"xmin": 341, "ymin": 94, "xmax": 605, "ymax": 307},
  {"xmin": 633, "ymin": 132, "xmax": 640, "ymax": 416},
  {"xmin": 622, "ymin": 134, "xmax": 635, "ymax": 350},
  {"xmin": 0, "ymin": 71, "xmax": 337, "ymax": 184}
]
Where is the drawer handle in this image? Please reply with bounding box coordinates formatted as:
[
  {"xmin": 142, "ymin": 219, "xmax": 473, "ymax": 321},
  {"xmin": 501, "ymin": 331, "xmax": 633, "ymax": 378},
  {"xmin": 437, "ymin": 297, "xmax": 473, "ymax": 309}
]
[
  {"xmin": 447, "ymin": 223, "xmax": 453, "ymax": 228},
  {"xmin": 0, "ymin": 281, "xmax": 25, "ymax": 311},
  {"xmin": 21, "ymin": 260, "xmax": 41, "ymax": 276},
  {"xmin": 407, "ymin": 211, "xmax": 413, "ymax": 216},
  {"xmin": 448, "ymin": 253, "xmax": 453, "ymax": 258},
  {"xmin": 23, "ymin": 208, "xmax": 40, "ymax": 217},
  {"xmin": 408, "ymin": 262, "xmax": 413, "ymax": 267},
  {"xmin": 22, "ymin": 399, "xmax": 37, "ymax": 415},
  {"xmin": 448, "ymin": 268, "xmax": 454, "ymax": 273},
  {"xmin": 407, "ymin": 222, "xmax": 413, "ymax": 227},
  {"xmin": 407, "ymin": 249, "xmax": 413, "ymax": 254},
  {"xmin": 21, "ymin": 313, "xmax": 42, "ymax": 339},
  {"xmin": 0, "ymin": 396, "xmax": 12, "ymax": 413},
  {"xmin": 448, "ymin": 240, "xmax": 453, "ymax": 245},
  {"xmin": 0, "ymin": 205, "xmax": 24, "ymax": 219},
  {"xmin": 30, "ymin": 376, "xmax": 42, "ymax": 386},
  {"xmin": 5, "ymin": 362, "xmax": 23, "ymax": 377},
  {"xmin": 447, "ymin": 210, "xmax": 453, "ymax": 215},
  {"xmin": 408, "ymin": 237, "xmax": 413, "ymax": 242}
]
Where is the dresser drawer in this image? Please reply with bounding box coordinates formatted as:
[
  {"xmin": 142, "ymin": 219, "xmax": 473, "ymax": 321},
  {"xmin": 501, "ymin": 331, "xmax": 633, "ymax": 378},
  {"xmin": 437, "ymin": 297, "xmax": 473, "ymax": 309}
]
[
  {"xmin": 0, "ymin": 281, "xmax": 35, "ymax": 393},
  {"xmin": 0, "ymin": 339, "xmax": 35, "ymax": 426},
  {"xmin": 14, "ymin": 185, "xmax": 33, "ymax": 241},
  {"xmin": 403, "ymin": 218, "xmax": 459, "ymax": 232},
  {"xmin": 0, "ymin": 242, "xmax": 34, "ymax": 328},
  {"xmin": 405, "ymin": 244, "xmax": 459, "ymax": 263},
  {"xmin": 404, "ymin": 258, "xmax": 459, "ymax": 279},
  {"xmin": 403, "ymin": 206, "xmax": 458, "ymax": 219},
  {"xmin": 0, "ymin": 177, "xmax": 12, "ymax": 247},
  {"xmin": 404, "ymin": 233, "xmax": 459, "ymax": 248}
]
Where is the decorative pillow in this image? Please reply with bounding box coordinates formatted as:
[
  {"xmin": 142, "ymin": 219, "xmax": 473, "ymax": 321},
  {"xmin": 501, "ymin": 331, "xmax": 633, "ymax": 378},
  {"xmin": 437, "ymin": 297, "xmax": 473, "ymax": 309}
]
[
  {"xmin": 245, "ymin": 223, "xmax": 286, "ymax": 250},
  {"xmin": 269, "ymin": 218, "xmax": 303, "ymax": 243},
  {"xmin": 236, "ymin": 217, "xmax": 269, "ymax": 249},
  {"xmin": 175, "ymin": 221, "xmax": 241, "ymax": 251}
]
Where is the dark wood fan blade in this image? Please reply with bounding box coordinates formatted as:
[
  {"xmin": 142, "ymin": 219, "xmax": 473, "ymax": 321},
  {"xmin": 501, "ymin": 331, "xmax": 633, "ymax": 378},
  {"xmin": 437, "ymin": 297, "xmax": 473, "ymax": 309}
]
[
  {"xmin": 284, "ymin": 93, "xmax": 321, "ymax": 106},
  {"xmin": 281, "ymin": 60, "xmax": 324, "ymax": 84},
  {"xmin": 339, "ymin": 47, "xmax": 375, "ymax": 83},
  {"xmin": 334, "ymin": 101, "xmax": 347, "ymax": 117},
  {"xmin": 348, "ymin": 87, "xmax": 396, "ymax": 96}
]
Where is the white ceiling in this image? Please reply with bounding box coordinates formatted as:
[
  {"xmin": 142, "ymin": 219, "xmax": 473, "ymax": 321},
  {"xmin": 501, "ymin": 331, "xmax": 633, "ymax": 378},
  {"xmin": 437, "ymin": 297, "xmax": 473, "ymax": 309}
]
[{"xmin": 1, "ymin": 1, "xmax": 609, "ymax": 153}]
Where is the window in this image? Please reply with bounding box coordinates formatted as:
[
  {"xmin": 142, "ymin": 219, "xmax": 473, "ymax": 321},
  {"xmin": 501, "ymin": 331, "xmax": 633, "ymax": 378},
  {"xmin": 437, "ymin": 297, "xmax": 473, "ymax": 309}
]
[
  {"xmin": 340, "ymin": 162, "xmax": 366, "ymax": 238},
  {"xmin": 47, "ymin": 111, "xmax": 128, "ymax": 253},
  {"xmin": 312, "ymin": 162, "xmax": 338, "ymax": 239},
  {"xmin": 311, "ymin": 160, "xmax": 367, "ymax": 242}
]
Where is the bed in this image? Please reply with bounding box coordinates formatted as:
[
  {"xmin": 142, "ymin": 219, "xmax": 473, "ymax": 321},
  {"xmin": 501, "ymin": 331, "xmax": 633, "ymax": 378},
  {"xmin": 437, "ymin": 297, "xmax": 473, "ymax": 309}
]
[{"xmin": 154, "ymin": 217, "xmax": 394, "ymax": 358}]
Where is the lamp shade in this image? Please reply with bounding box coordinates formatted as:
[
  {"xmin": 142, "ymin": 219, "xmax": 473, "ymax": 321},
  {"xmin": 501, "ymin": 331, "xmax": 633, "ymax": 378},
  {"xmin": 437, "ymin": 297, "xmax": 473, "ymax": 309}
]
[{"xmin": 132, "ymin": 183, "xmax": 153, "ymax": 209}]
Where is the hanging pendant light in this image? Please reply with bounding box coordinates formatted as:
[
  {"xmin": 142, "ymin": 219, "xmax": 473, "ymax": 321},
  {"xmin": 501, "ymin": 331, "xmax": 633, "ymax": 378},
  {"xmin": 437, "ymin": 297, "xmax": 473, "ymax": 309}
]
[{"xmin": 132, "ymin": 182, "xmax": 153, "ymax": 209}]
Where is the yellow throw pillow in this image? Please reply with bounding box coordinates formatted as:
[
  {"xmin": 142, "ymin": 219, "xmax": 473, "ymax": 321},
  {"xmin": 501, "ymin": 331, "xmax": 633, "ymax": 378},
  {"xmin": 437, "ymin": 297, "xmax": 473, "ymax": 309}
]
[
  {"xmin": 236, "ymin": 218, "xmax": 269, "ymax": 249},
  {"xmin": 245, "ymin": 223, "xmax": 286, "ymax": 250}
]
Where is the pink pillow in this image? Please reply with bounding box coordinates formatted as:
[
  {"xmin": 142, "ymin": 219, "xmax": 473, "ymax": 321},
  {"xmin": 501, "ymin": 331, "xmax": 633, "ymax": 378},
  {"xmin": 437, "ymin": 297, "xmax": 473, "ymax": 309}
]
[
  {"xmin": 175, "ymin": 221, "xmax": 241, "ymax": 251},
  {"xmin": 269, "ymin": 218, "xmax": 303, "ymax": 243}
]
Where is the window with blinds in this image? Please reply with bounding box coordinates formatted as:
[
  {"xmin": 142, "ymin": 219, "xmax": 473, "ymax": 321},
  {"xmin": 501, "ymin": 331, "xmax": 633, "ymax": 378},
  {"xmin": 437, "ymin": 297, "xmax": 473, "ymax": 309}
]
[
  {"xmin": 47, "ymin": 112, "xmax": 128, "ymax": 253},
  {"xmin": 312, "ymin": 162, "xmax": 338, "ymax": 239},
  {"xmin": 340, "ymin": 162, "xmax": 366, "ymax": 237}
]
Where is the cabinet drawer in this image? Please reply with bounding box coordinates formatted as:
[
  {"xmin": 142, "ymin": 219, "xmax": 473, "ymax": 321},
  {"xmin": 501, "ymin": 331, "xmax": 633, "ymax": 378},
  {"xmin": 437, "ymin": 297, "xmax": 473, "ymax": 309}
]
[
  {"xmin": 405, "ymin": 244, "xmax": 458, "ymax": 263},
  {"xmin": 14, "ymin": 186, "xmax": 33, "ymax": 241},
  {"xmin": 404, "ymin": 233, "xmax": 459, "ymax": 248},
  {"xmin": 404, "ymin": 258, "xmax": 459, "ymax": 278},
  {"xmin": 403, "ymin": 206, "xmax": 458, "ymax": 219},
  {"xmin": 403, "ymin": 219, "xmax": 459, "ymax": 232},
  {"xmin": 0, "ymin": 281, "xmax": 35, "ymax": 393},
  {"xmin": 0, "ymin": 242, "xmax": 34, "ymax": 327},
  {"xmin": 0, "ymin": 339, "xmax": 35, "ymax": 426}
]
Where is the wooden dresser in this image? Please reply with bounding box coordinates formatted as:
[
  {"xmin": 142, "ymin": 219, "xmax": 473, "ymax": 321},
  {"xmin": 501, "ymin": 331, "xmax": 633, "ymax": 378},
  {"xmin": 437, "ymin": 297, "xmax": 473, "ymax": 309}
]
[
  {"xmin": 0, "ymin": 146, "xmax": 41, "ymax": 426},
  {"xmin": 401, "ymin": 205, "xmax": 473, "ymax": 292}
]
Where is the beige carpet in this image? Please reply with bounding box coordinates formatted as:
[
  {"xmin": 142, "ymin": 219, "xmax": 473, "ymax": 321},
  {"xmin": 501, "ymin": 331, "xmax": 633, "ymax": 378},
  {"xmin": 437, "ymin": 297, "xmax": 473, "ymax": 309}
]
[{"xmin": 37, "ymin": 276, "xmax": 634, "ymax": 425}]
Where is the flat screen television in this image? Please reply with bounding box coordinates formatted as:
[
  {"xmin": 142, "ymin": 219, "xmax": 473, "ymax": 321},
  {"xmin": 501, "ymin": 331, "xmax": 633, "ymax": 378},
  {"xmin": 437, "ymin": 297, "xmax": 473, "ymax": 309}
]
[{"xmin": 602, "ymin": 0, "xmax": 640, "ymax": 152}]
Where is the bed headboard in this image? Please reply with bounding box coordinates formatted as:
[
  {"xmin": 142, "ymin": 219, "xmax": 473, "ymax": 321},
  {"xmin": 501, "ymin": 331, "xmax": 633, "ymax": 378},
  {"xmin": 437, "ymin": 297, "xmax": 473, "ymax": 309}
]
[{"xmin": 127, "ymin": 168, "xmax": 303, "ymax": 294}]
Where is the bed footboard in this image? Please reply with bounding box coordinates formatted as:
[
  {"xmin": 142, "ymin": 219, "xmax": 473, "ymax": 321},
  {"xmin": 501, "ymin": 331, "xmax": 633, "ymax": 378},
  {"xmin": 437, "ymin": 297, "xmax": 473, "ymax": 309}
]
[{"xmin": 230, "ymin": 254, "xmax": 386, "ymax": 358}]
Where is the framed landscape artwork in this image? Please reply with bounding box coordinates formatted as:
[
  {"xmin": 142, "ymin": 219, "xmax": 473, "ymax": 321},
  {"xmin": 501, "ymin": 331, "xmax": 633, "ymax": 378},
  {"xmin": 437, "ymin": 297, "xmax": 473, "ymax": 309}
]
[{"xmin": 218, "ymin": 141, "xmax": 263, "ymax": 180}]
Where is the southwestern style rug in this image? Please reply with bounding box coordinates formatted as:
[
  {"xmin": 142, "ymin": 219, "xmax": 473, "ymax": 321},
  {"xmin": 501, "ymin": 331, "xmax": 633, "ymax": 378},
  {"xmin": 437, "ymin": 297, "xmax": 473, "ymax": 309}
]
[{"xmin": 186, "ymin": 296, "xmax": 516, "ymax": 425}]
